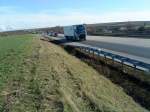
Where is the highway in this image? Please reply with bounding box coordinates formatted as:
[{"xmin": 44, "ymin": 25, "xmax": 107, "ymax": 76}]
[
  {"xmin": 81, "ymin": 36, "xmax": 150, "ymax": 59},
  {"xmin": 56, "ymin": 34, "xmax": 150, "ymax": 64}
]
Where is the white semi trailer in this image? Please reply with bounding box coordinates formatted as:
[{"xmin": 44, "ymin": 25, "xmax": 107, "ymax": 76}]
[{"xmin": 63, "ymin": 24, "xmax": 87, "ymax": 41}]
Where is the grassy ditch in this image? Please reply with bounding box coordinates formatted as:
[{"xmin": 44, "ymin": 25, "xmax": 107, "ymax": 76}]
[
  {"xmin": 62, "ymin": 45, "xmax": 150, "ymax": 110},
  {"xmin": 40, "ymin": 37, "xmax": 148, "ymax": 112},
  {"xmin": 0, "ymin": 34, "xmax": 149, "ymax": 112}
]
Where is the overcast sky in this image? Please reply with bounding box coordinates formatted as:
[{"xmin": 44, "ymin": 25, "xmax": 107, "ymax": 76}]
[{"xmin": 0, "ymin": 0, "xmax": 150, "ymax": 30}]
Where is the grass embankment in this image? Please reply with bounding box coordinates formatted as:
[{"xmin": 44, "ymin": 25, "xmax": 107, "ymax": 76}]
[{"xmin": 0, "ymin": 34, "xmax": 148, "ymax": 112}]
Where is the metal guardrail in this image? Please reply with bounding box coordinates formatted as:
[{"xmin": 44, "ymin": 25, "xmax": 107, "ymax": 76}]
[
  {"xmin": 43, "ymin": 34, "xmax": 150, "ymax": 72},
  {"xmin": 69, "ymin": 45, "xmax": 150, "ymax": 72}
]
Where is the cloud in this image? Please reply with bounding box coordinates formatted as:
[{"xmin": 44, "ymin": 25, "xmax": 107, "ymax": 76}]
[{"xmin": 0, "ymin": 8, "xmax": 150, "ymax": 30}]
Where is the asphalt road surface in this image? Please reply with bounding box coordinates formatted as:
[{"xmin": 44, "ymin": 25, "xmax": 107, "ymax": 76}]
[
  {"xmin": 80, "ymin": 36, "xmax": 150, "ymax": 59},
  {"xmin": 57, "ymin": 34, "xmax": 150, "ymax": 64}
]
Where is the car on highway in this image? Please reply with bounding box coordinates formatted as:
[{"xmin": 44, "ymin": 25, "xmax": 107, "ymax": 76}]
[{"xmin": 48, "ymin": 32, "xmax": 58, "ymax": 37}]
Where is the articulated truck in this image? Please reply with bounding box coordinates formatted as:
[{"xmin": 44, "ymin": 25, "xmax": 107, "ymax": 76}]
[{"xmin": 63, "ymin": 24, "xmax": 87, "ymax": 41}]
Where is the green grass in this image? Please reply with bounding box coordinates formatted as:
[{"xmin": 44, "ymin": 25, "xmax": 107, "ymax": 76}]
[
  {"xmin": 0, "ymin": 35, "xmax": 33, "ymax": 76},
  {"xmin": 0, "ymin": 34, "xmax": 33, "ymax": 89},
  {"xmin": 0, "ymin": 34, "xmax": 149, "ymax": 112},
  {"xmin": 0, "ymin": 34, "xmax": 36, "ymax": 111}
]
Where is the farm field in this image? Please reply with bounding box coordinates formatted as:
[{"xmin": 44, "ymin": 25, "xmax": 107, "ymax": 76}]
[{"xmin": 0, "ymin": 34, "xmax": 148, "ymax": 112}]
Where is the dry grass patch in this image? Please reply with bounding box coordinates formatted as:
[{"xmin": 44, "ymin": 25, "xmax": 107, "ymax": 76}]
[{"xmin": 38, "ymin": 39, "xmax": 148, "ymax": 112}]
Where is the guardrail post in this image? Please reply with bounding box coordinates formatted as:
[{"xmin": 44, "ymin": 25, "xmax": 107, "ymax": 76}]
[
  {"xmin": 98, "ymin": 49, "xmax": 100, "ymax": 57},
  {"xmin": 80, "ymin": 47, "xmax": 82, "ymax": 51},
  {"xmin": 79, "ymin": 47, "xmax": 81, "ymax": 51},
  {"xmin": 82, "ymin": 47, "xmax": 83, "ymax": 51},
  {"xmin": 104, "ymin": 55, "xmax": 107, "ymax": 64},
  {"xmin": 133, "ymin": 64, "xmax": 136, "ymax": 71},
  {"xmin": 84, "ymin": 48, "xmax": 86, "ymax": 52},
  {"xmin": 92, "ymin": 50, "xmax": 94, "ymax": 57},
  {"xmin": 121, "ymin": 60, "xmax": 124, "ymax": 71},
  {"xmin": 86, "ymin": 48, "xmax": 88, "ymax": 53},
  {"xmin": 112, "ymin": 56, "xmax": 115, "ymax": 65},
  {"xmin": 88, "ymin": 48, "xmax": 90, "ymax": 54}
]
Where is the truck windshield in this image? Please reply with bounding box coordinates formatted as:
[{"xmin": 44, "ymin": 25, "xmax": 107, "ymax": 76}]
[{"xmin": 77, "ymin": 25, "xmax": 85, "ymax": 32}]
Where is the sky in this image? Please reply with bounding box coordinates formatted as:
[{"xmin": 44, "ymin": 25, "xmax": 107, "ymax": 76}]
[{"xmin": 0, "ymin": 0, "xmax": 150, "ymax": 30}]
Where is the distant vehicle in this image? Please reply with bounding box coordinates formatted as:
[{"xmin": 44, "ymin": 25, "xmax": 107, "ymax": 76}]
[
  {"xmin": 63, "ymin": 24, "xmax": 87, "ymax": 41},
  {"xmin": 53, "ymin": 32, "xmax": 58, "ymax": 37},
  {"xmin": 48, "ymin": 32, "xmax": 53, "ymax": 36},
  {"xmin": 48, "ymin": 32, "xmax": 58, "ymax": 37}
]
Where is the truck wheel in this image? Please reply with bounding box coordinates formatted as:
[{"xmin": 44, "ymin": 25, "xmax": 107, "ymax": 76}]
[{"xmin": 66, "ymin": 36, "xmax": 68, "ymax": 40}]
